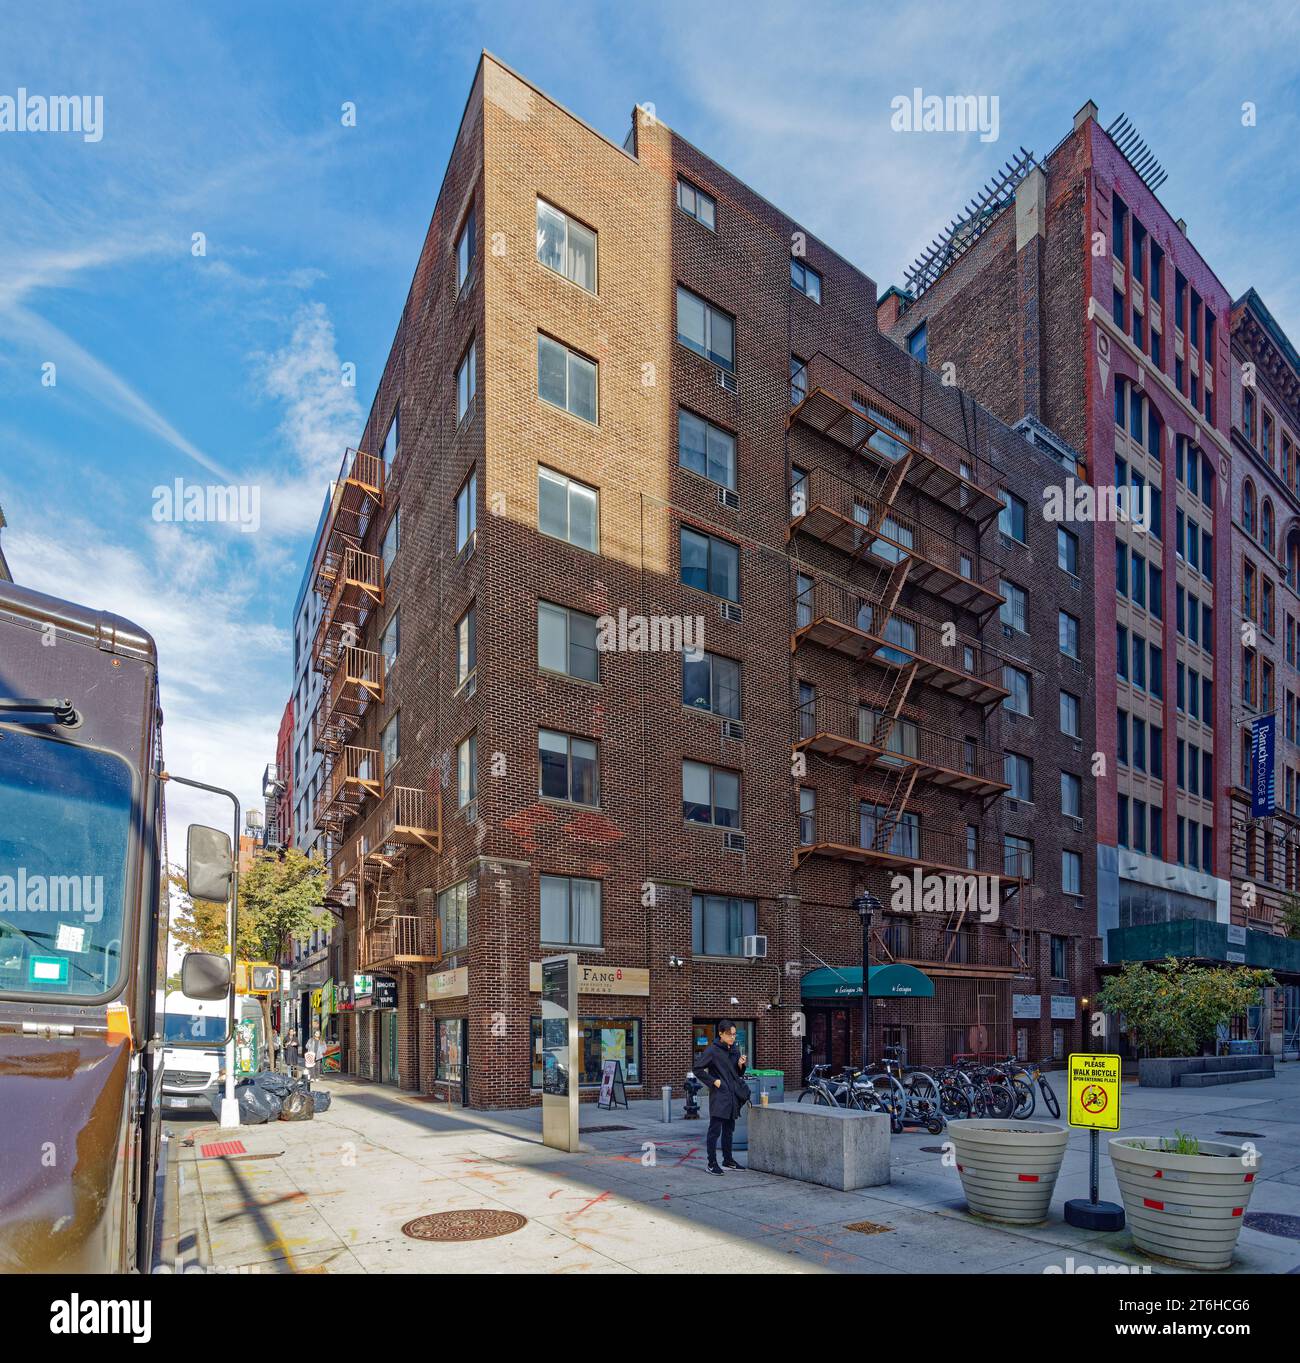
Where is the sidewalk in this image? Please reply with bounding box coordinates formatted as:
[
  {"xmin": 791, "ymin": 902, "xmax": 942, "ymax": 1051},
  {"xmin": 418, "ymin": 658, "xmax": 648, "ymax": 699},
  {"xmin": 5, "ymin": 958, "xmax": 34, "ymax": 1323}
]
[{"xmin": 163, "ymin": 1064, "xmax": 1300, "ymax": 1274}]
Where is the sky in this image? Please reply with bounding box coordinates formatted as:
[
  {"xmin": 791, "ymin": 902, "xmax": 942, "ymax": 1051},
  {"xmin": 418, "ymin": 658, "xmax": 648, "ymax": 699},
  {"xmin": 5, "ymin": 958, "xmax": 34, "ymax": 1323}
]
[{"xmin": 2, "ymin": 0, "xmax": 1298, "ymax": 838}]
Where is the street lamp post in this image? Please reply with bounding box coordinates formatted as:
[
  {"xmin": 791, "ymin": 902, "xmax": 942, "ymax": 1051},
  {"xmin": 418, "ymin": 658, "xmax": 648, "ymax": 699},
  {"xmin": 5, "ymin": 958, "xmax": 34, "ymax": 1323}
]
[{"xmin": 853, "ymin": 893, "xmax": 882, "ymax": 1070}]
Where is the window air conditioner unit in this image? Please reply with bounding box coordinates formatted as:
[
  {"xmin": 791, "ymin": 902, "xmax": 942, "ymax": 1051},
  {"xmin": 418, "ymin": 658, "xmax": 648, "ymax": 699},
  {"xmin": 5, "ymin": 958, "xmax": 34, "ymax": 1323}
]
[
  {"xmin": 724, "ymin": 831, "xmax": 747, "ymax": 853},
  {"xmin": 1005, "ymin": 799, "xmax": 1020, "ymax": 812},
  {"xmin": 1072, "ymin": 738, "xmax": 1083, "ymax": 753},
  {"xmin": 1069, "ymin": 816, "xmax": 1084, "ymax": 833},
  {"xmin": 722, "ymin": 720, "xmax": 745, "ymax": 741},
  {"xmin": 716, "ymin": 367, "xmax": 738, "ymax": 395},
  {"xmin": 718, "ymin": 486, "xmax": 740, "ymax": 511},
  {"xmin": 720, "ymin": 601, "xmax": 743, "ymax": 624},
  {"xmin": 1002, "ymin": 624, "xmax": 1015, "ymax": 640},
  {"xmin": 742, "ymin": 934, "xmax": 768, "ymax": 960}
]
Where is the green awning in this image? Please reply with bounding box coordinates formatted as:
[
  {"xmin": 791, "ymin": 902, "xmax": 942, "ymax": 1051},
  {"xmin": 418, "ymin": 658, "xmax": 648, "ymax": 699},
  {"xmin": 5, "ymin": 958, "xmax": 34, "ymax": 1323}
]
[{"xmin": 800, "ymin": 964, "xmax": 934, "ymax": 1000}]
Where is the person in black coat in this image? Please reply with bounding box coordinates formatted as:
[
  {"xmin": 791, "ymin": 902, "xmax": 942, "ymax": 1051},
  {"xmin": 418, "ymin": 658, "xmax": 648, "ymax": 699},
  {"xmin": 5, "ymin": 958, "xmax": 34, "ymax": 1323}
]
[{"xmin": 692, "ymin": 1020, "xmax": 749, "ymax": 1174}]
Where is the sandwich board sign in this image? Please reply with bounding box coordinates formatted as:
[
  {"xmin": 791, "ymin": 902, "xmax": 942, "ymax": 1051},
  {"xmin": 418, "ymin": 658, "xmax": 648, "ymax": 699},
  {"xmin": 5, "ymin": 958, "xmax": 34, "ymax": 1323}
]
[
  {"xmin": 597, "ymin": 1059, "xmax": 628, "ymax": 1110},
  {"xmin": 1067, "ymin": 1052, "xmax": 1121, "ymax": 1131}
]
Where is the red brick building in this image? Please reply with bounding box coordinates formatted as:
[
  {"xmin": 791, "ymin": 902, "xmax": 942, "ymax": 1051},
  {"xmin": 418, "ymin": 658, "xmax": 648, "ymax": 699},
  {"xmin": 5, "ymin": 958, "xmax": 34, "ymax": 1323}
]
[
  {"xmin": 885, "ymin": 103, "xmax": 1235, "ymax": 1014},
  {"xmin": 310, "ymin": 56, "xmax": 1096, "ymax": 1106}
]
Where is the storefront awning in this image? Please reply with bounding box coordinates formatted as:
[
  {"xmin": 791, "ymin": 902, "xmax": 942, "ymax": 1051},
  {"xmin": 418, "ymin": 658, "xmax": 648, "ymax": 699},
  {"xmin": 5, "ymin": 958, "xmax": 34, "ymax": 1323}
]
[{"xmin": 801, "ymin": 964, "xmax": 935, "ymax": 1000}]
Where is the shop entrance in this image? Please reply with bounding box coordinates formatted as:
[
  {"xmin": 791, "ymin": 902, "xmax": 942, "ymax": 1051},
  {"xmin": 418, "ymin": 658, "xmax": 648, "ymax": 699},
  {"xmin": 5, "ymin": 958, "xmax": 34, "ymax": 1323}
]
[
  {"xmin": 379, "ymin": 1010, "xmax": 399, "ymax": 1085},
  {"xmin": 804, "ymin": 1007, "xmax": 852, "ymax": 1078}
]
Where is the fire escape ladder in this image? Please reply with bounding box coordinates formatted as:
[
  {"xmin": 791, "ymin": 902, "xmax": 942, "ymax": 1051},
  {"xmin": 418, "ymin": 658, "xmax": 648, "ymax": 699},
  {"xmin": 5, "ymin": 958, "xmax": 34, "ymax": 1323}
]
[
  {"xmin": 868, "ymin": 765, "xmax": 919, "ymax": 851},
  {"xmin": 870, "ymin": 663, "xmax": 919, "ymax": 752}
]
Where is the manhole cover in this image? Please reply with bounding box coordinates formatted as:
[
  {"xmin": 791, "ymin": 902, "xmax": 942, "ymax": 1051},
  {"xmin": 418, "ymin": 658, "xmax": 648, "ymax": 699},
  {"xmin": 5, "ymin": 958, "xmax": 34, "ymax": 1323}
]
[
  {"xmin": 1242, "ymin": 1213, "xmax": 1300, "ymax": 1241},
  {"xmin": 845, "ymin": 1220, "xmax": 893, "ymax": 1235},
  {"xmin": 401, "ymin": 1210, "xmax": 528, "ymax": 1242},
  {"xmin": 1217, "ymin": 1130, "xmax": 1265, "ymax": 1138},
  {"xmin": 583, "ymin": 1125, "xmax": 633, "ymax": 1134},
  {"xmin": 919, "ymin": 1146, "xmax": 947, "ymax": 1154}
]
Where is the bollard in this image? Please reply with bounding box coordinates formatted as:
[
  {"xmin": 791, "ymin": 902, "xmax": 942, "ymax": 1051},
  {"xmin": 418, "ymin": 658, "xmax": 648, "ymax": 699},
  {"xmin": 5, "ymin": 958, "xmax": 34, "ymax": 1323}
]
[{"xmin": 661, "ymin": 1085, "xmax": 672, "ymax": 1123}]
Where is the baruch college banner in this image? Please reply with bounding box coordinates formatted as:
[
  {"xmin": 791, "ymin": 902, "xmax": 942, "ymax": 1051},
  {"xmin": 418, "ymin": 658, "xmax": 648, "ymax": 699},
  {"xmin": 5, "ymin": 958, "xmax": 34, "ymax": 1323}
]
[{"xmin": 1251, "ymin": 714, "xmax": 1277, "ymax": 818}]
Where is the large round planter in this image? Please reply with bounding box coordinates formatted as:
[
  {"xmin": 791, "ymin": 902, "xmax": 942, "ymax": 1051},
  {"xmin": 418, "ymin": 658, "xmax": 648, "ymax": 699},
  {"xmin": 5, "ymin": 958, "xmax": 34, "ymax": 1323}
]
[
  {"xmin": 947, "ymin": 1119, "xmax": 1069, "ymax": 1224},
  {"xmin": 1109, "ymin": 1137, "xmax": 1261, "ymax": 1270}
]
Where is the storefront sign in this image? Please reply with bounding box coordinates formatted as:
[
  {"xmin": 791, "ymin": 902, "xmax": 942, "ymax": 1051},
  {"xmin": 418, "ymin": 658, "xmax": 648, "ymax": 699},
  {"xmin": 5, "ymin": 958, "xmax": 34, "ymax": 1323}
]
[
  {"xmin": 528, "ymin": 962, "xmax": 650, "ymax": 996},
  {"xmin": 1012, "ymin": 994, "xmax": 1041, "ymax": 1019},
  {"xmin": 427, "ymin": 966, "xmax": 469, "ymax": 1001},
  {"xmin": 1067, "ymin": 1052, "xmax": 1121, "ymax": 1131},
  {"xmin": 1050, "ymin": 995, "xmax": 1076, "ymax": 1019},
  {"xmin": 353, "ymin": 973, "xmax": 373, "ymax": 1008},
  {"xmin": 1227, "ymin": 924, "xmax": 1247, "ymax": 946},
  {"xmin": 373, "ymin": 974, "xmax": 398, "ymax": 1010}
]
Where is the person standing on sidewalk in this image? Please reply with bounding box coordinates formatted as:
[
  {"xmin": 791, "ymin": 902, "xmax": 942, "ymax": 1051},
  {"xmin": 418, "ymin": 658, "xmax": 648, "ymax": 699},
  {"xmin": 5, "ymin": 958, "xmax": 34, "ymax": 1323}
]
[
  {"xmin": 304, "ymin": 1030, "xmax": 321, "ymax": 1086},
  {"xmin": 285, "ymin": 1028, "xmax": 300, "ymax": 1075},
  {"xmin": 691, "ymin": 1020, "xmax": 749, "ymax": 1175}
]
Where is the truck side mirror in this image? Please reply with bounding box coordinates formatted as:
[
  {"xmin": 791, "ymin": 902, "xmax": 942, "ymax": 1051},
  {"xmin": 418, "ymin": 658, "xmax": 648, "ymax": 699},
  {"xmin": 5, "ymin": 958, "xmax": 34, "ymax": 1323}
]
[
  {"xmin": 180, "ymin": 950, "xmax": 231, "ymax": 1001},
  {"xmin": 187, "ymin": 824, "xmax": 233, "ymax": 904}
]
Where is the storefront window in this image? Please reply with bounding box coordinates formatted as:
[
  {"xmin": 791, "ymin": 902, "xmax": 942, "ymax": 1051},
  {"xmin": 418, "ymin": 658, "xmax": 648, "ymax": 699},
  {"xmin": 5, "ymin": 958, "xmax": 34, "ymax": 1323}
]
[
  {"xmin": 530, "ymin": 1016, "xmax": 641, "ymax": 1088},
  {"xmin": 692, "ymin": 1019, "xmax": 752, "ymax": 1063},
  {"xmin": 436, "ymin": 1017, "xmax": 465, "ymax": 1084}
]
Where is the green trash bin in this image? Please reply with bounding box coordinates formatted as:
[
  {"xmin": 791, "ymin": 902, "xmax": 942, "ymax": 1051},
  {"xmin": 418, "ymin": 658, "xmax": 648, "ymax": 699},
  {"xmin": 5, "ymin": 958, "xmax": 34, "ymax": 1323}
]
[{"xmin": 749, "ymin": 1069, "xmax": 785, "ymax": 1104}]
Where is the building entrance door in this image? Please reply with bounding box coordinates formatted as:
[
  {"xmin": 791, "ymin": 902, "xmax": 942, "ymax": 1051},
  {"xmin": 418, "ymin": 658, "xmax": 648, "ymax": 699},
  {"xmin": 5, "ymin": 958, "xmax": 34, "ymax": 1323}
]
[
  {"xmin": 380, "ymin": 1011, "xmax": 399, "ymax": 1084},
  {"xmin": 805, "ymin": 1007, "xmax": 852, "ymax": 1077}
]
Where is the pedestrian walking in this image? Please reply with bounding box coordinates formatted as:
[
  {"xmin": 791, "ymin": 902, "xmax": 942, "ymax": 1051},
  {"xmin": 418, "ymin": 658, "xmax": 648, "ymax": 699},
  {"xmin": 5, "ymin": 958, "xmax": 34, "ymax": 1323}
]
[
  {"xmin": 691, "ymin": 1020, "xmax": 749, "ymax": 1175},
  {"xmin": 285, "ymin": 1028, "xmax": 300, "ymax": 1074},
  {"xmin": 304, "ymin": 1029, "xmax": 321, "ymax": 1086}
]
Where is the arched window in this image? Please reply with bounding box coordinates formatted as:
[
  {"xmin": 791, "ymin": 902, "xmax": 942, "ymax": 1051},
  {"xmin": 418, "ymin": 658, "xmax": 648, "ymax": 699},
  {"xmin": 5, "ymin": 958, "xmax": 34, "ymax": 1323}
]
[
  {"xmin": 1263, "ymin": 499, "xmax": 1275, "ymax": 555},
  {"xmin": 1244, "ymin": 480, "xmax": 1256, "ymax": 536}
]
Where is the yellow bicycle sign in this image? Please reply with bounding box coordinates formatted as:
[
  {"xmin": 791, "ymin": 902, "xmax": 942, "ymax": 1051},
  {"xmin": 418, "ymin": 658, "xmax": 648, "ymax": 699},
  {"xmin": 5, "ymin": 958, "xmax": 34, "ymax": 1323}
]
[{"xmin": 1067, "ymin": 1053, "xmax": 1121, "ymax": 1131}]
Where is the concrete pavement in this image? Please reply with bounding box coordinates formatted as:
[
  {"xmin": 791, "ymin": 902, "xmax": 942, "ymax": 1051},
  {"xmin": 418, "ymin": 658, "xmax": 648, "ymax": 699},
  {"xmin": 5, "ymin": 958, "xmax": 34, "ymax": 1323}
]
[{"xmin": 160, "ymin": 1065, "xmax": 1300, "ymax": 1274}]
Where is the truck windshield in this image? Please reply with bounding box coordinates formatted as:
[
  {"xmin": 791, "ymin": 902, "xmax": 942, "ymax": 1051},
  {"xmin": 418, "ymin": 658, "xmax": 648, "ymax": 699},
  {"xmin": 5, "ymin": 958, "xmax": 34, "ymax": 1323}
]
[{"xmin": 0, "ymin": 728, "xmax": 133, "ymax": 998}]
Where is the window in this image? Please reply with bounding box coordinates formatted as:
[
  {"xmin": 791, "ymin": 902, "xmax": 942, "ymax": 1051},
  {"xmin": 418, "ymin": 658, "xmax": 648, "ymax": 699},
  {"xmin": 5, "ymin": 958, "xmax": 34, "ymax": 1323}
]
[
  {"xmin": 1058, "ymin": 610, "xmax": 1080, "ymax": 659},
  {"xmin": 382, "ymin": 408, "xmax": 399, "ymax": 464},
  {"xmin": 1059, "ymin": 691, "xmax": 1081, "ymax": 738},
  {"xmin": 1061, "ymin": 771, "xmax": 1082, "ymax": 818},
  {"xmin": 456, "ymin": 342, "xmax": 476, "ymax": 422},
  {"xmin": 1004, "ymin": 834, "xmax": 1033, "ymax": 879},
  {"xmin": 381, "ymin": 713, "xmax": 399, "ymax": 777},
  {"xmin": 541, "ymin": 875, "xmax": 601, "ymax": 947},
  {"xmin": 1118, "ymin": 624, "xmax": 1128, "ymax": 680},
  {"xmin": 1062, "ymin": 850, "xmax": 1082, "ymax": 896},
  {"xmin": 1000, "ymin": 580, "xmax": 1028, "ymax": 633},
  {"xmin": 683, "ymin": 761, "xmax": 741, "ymax": 828},
  {"xmin": 1112, "ymin": 194, "xmax": 1127, "ymax": 264},
  {"xmin": 676, "ymin": 177, "xmax": 716, "ymax": 230},
  {"xmin": 456, "ymin": 205, "xmax": 476, "ymax": 291},
  {"xmin": 456, "ymin": 733, "xmax": 476, "ymax": 808},
  {"xmin": 538, "ymin": 466, "xmax": 598, "ymax": 551},
  {"xmin": 381, "ymin": 509, "xmax": 400, "ymax": 579},
  {"xmin": 539, "ymin": 729, "xmax": 598, "ymax": 806},
  {"xmin": 535, "ymin": 200, "xmax": 596, "ymax": 291},
  {"xmin": 1005, "ymin": 752, "xmax": 1032, "ymax": 801},
  {"xmin": 790, "ymin": 258, "xmax": 822, "ymax": 303},
  {"xmin": 692, "ymin": 894, "xmax": 757, "ymax": 957},
  {"xmin": 1051, "ymin": 935, "xmax": 1069, "ymax": 980},
  {"xmin": 790, "ymin": 354, "xmax": 807, "ymax": 406},
  {"xmin": 907, "ymin": 323, "xmax": 928, "ymax": 363},
  {"xmin": 437, "ymin": 881, "xmax": 468, "ymax": 954},
  {"xmin": 380, "ymin": 609, "xmax": 399, "ymax": 676},
  {"xmin": 455, "ymin": 470, "xmax": 477, "ymax": 553},
  {"xmin": 455, "ymin": 605, "xmax": 476, "ymax": 688},
  {"xmin": 538, "ymin": 601, "xmax": 599, "ymax": 683},
  {"xmin": 678, "ymin": 409, "xmax": 737, "ymax": 490},
  {"xmin": 538, "ymin": 334, "xmax": 598, "ymax": 423},
  {"xmin": 860, "ymin": 803, "xmax": 919, "ymax": 857},
  {"xmin": 798, "ymin": 683, "xmax": 816, "ymax": 739},
  {"xmin": 1003, "ymin": 665, "xmax": 1031, "ymax": 716},
  {"xmin": 798, "ymin": 788, "xmax": 816, "ymax": 846},
  {"xmin": 1057, "ymin": 527, "xmax": 1078, "ymax": 576},
  {"xmin": 683, "ymin": 651, "xmax": 741, "ymax": 719},
  {"xmin": 676, "ymin": 286, "xmax": 735, "ymax": 373},
  {"xmin": 999, "ymin": 490, "xmax": 1027, "ymax": 543},
  {"xmin": 680, "ymin": 526, "xmax": 739, "ymax": 601}
]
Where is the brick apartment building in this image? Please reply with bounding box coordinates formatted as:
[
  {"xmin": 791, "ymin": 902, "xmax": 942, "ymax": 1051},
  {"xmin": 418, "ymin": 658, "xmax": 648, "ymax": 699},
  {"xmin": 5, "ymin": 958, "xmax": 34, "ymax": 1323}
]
[
  {"xmin": 308, "ymin": 54, "xmax": 1096, "ymax": 1107},
  {"xmin": 1228, "ymin": 288, "xmax": 1300, "ymax": 1051},
  {"xmin": 885, "ymin": 103, "xmax": 1238, "ymax": 1028}
]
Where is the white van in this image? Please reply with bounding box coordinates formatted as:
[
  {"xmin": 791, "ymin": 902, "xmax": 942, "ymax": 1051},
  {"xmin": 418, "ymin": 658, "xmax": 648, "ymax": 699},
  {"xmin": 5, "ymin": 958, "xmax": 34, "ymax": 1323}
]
[{"xmin": 159, "ymin": 989, "xmax": 233, "ymax": 1113}]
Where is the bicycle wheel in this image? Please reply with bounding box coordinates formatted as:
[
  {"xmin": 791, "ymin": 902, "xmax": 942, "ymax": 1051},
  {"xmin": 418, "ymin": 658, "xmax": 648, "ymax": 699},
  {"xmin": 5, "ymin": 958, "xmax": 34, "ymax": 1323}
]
[
  {"xmin": 1011, "ymin": 1078, "xmax": 1035, "ymax": 1120},
  {"xmin": 1039, "ymin": 1077, "xmax": 1060, "ymax": 1120},
  {"xmin": 939, "ymin": 1083, "xmax": 971, "ymax": 1119},
  {"xmin": 987, "ymin": 1082, "xmax": 1015, "ymax": 1120}
]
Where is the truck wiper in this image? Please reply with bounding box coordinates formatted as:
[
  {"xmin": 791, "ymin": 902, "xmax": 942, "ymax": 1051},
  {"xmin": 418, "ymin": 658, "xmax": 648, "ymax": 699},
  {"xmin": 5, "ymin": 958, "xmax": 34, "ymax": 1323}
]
[{"xmin": 0, "ymin": 697, "xmax": 81, "ymax": 727}]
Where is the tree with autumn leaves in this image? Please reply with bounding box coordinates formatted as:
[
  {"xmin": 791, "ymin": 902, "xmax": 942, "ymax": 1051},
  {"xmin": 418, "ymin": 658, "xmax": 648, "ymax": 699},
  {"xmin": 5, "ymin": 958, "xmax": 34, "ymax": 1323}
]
[{"xmin": 1097, "ymin": 956, "xmax": 1275, "ymax": 1058}]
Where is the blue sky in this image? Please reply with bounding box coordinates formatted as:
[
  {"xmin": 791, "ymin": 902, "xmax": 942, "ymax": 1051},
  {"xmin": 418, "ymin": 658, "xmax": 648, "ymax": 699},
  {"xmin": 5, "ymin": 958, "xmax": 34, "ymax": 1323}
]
[{"xmin": 2, "ymin": 1, "xmax": 1298, "ymax": 833}]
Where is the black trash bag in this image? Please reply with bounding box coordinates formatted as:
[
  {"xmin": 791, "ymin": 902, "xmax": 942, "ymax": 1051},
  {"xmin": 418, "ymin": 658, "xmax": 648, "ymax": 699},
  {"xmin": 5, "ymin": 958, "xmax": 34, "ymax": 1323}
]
[
  {"xmin": 309, "ymin": 1089, "xmax": 332, "ymax": 1114},
  {"xmin": 237, "ymin": 1083, "xmax": 280, "ymax": 1124},
  {"xmin": 253, "ymin": 1071, "xmax": 291, "ymax": 1097},
  {"xmin": 279, "ymin": 1089, "xmax": 313, "ymax": 1121}
]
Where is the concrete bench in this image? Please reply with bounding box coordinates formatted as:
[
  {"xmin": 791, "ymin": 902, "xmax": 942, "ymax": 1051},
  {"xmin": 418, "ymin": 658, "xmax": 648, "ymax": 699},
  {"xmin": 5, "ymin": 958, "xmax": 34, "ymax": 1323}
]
[
  {"xmin": 1140, "ymin": 1055, "xmax": 1275, "ymax": 1088},
  {"xmin": 1178, "ymin": 1068, "xmax": 1274, "ymax": 1088},
  {"xmin": 747, "ymin": 1103, "xmax": 890, "ymax": 1191}
]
